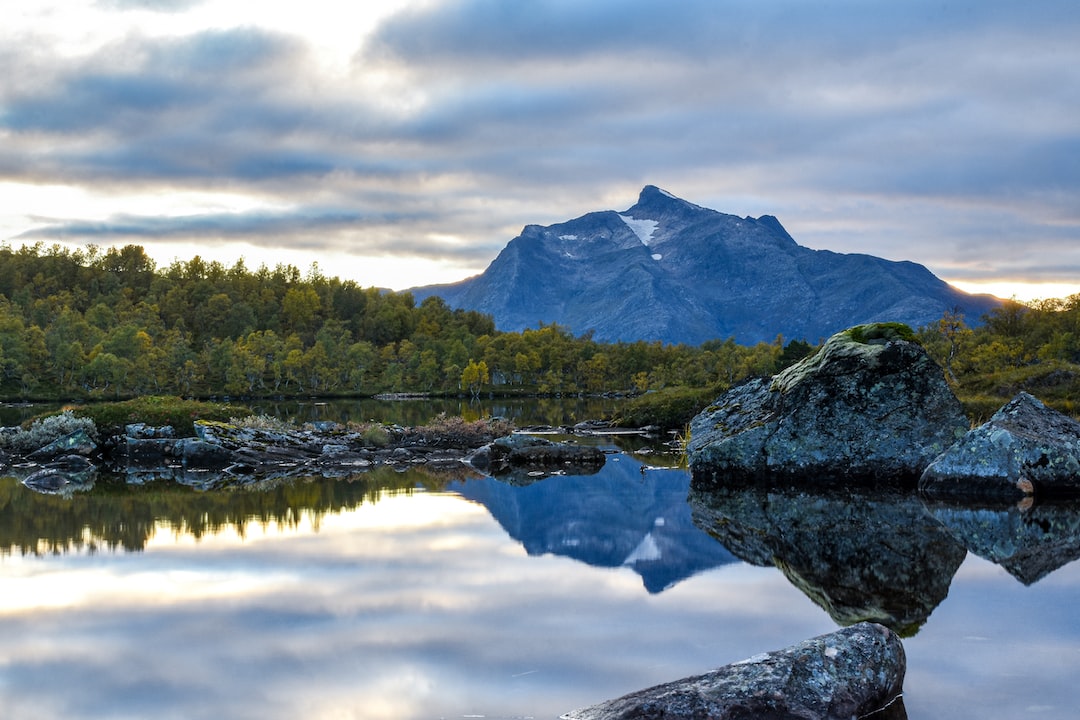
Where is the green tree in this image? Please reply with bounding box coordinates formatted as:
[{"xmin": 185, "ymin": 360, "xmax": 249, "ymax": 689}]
[{"xmin": 461, "ymin": 359, "xmax": 489, "ymax": 397}]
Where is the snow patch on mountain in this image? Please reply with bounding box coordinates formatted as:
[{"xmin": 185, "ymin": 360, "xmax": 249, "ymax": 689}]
[{"xmin": 618, "ymin": 214, "xmax": 658, "ymax": 246}]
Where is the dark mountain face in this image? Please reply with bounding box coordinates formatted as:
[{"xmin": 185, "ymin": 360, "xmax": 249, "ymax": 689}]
[{"xmin": 412, "ymin": 185, "xmax": 1000, "ymax": 344}]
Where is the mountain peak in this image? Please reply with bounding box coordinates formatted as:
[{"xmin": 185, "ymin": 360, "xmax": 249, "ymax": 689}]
[
  {"xmin": 629, "ymin": 185, "xmax": 705, "ymax": 216},
  {"xmin": 411, "ymin": 188, "xmax": 1000, "ymax": 345}
]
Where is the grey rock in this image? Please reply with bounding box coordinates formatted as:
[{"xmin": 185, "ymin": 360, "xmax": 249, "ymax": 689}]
[
  {"xmin": 46, "ymin": 454, "xmax": 95, "ymax": 473},
  {"xmin": 123, "ymin": 437, "xmax": 181, "ymax": 465},
  {"xmin": 27, "ymin": 428, "xmax": 98, "ymax": 461},
  {"xmin": 413, "ymin": 185, "xmax": 998, "ymax": 345},
  {"xmin": 920, "ymin": 392, "xmax": 1080, "ymax": 500},
  {"xmin": 688, "ymin": 325, "xmax": 968, "ymax": 483},
  {"xmin": 178, "ymin": 438, "xmax": 234, "ymax": 469},
  {"xmin": 466, "ymin": 433, "xmax": 606, "ymax": 480},
  {"xmin": 125, "ymin": 423, "xmax": 176, "ymax": 439},
  {"xmin": 690, "ymin": 485, "xmax": 966, "ymax": 635},
  {"xmin": 562, "ymin": 622, "xmax": 905, "ymax": 720}
]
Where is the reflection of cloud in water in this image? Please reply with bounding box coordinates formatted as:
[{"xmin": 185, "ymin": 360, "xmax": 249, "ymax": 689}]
[
  {"xmin": 6, "ymin": 475, "xmax": 1080, "ymax": 718},
  {"xmin": 902, "ymin": 554, "xmax": 1080, "ymax": 719},
  {"xmin": 0, "ymin": 490, "xmax": 832, "ymax": 720}
]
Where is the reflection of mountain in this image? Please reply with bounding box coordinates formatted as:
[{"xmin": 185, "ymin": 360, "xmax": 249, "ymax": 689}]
[
  {"xmin": 924, "ymin": 499, "xmax": 1080, "ymax": 585},
  {"xmin": 689, "ymin": 485, "xmax": 967, "ymax": 636},
  {"xmin": 0, "ymin": 469, "xmax": 435, "ymax": 554},
  {"xmin": 452, "ymin": 456, "xmax": 736, "ymax": 593}
]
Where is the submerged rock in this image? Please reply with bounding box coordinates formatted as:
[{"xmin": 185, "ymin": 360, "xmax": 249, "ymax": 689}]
[
  {"xmin": 921, "ymin": 392, "xmax": 1080, "ymax": 500},
  {"xmin": 688, "ymin": 324, "xmax": 967, "ymax": 485},
  {"xmin": 562, "ymin": 622, "xmax": 905, "ymax": 720}
]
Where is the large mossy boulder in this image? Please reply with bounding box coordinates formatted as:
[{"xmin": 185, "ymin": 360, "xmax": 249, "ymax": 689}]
[
  {"xmin": 920, "ymin": 392, "xmax": 1080, "ymax": 500},
  {"xmin": 562, "ymin": 622, "xmax": 906, "ymax": 720},
  {"xmin": 688, "ymin": 323, "xmax": 968, "ymax": 485}
]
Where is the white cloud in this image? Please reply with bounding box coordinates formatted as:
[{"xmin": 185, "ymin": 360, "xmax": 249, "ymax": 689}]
[{"xmin": 2, "ymin": 0, "xmax": 1079, "ymax": 293}]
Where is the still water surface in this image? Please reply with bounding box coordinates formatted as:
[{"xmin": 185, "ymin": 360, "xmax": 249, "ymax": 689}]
[{"xmin": 2, "ymin": 399, "xmax": 1080, "ymax": 718}]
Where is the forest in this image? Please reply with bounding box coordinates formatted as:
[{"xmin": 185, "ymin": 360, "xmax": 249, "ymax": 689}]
[
  {"xmin": 0, "ymin": 242, "xmax": 793, "ymax": 401},
  {"xmin": 1, "ymin": 241, "xmax": 1078, "ymax": 418}
]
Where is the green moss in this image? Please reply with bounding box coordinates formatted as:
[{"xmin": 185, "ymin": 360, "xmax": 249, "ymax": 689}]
[
  {"xmin": 62, "ymin": 397, "xmax": 251, "ymax": 436},
  {"xmin": 845, "ymin": 323, "xmax": 917, "ymax": 345},
  {"xmin": 613, "ymin": 386, "xmax": 717, "ymax": 430}
]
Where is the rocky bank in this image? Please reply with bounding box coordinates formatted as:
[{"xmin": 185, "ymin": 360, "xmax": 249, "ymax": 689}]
[{"xmin": 4, "ymin": 416, "xmax": 608, "ymax": 493}]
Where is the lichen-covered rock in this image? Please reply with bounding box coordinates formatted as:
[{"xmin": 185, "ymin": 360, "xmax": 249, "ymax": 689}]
[
  {"xmin": 562, "ymin": 622, "xmax": 905, "ymax": 720},
  {"xmin": 27, "ymin": 428, "xmax": 98, "ymax": 461},
  {"xmin": 920, "ymin": 392, "xmax": 1080, "ymax": 500},
  {"xmin": 688, "ymin": 324, "xmax": 967, "ymax": 484}
]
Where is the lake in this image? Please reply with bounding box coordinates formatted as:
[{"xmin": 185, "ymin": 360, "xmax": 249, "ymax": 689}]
[{"xmin": 2, "ymin": 399, "xmax": 1080, "ymax": 719}]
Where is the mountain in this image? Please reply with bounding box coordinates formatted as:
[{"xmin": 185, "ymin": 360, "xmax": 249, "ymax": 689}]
[{"xmin": 412, "ymin": 185, "xmax": 1000, "ymax": 345}]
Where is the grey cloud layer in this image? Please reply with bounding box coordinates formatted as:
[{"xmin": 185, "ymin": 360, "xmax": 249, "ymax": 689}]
[{"xmin": 2, "ymin": 0, "xmax": 1079, "ymax": 284}]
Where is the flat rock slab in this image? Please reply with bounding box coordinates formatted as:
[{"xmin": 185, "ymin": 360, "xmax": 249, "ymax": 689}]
[
  {"xmin": 562, "ymin": 622, "xmax": 905, "ymax": 720},
  {"xmin": 921, "ymin": 392, "xmax": 1080, "ymax": 500}
]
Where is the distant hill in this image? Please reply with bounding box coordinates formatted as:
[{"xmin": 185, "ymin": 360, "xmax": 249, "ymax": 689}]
[{"xmin": 412, "ymin": 185, "xmax": 1000, "ymax": 345}]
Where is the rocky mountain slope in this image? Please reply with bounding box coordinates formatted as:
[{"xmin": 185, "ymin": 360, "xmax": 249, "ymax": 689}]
[{"xmin": 412, "ymin": 186, "xmax": 1000, "ymax": 344}]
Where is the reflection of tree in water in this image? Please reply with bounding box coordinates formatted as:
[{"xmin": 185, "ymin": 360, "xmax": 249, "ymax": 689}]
[
  {"xmin": 0, "ymin": 467, "xmax": 457, "ymax": 555},
  {"xmin": 249, "ymin": 395, "xmax": 631, "ymax": 430}
]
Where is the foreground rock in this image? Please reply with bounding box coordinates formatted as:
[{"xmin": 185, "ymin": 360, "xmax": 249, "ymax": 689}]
[
  {"xmin": 690, "ymin": 485, "xmax": 966, "ymax": 636},
  {"xmin": 688, "ymin": 324, "xmax": 968, "ymax": 485},
  {"xmin": 921, "ymin": 392, "xmax": 1080, "ymax": 500},
  {"xmin": 562, "ymin": 622, "xmax": 905, "ymax": 720}
]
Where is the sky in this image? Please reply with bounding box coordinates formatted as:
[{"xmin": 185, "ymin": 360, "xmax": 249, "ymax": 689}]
[{"xmin": 2, "ymin": 0, "xmax": 1079, "ymax": 302}]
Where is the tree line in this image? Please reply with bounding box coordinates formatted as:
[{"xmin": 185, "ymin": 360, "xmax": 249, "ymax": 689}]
[
  {"xmin": 0, "ymin": 242, "xmax": 805, "ymax": 401},
  {"xmin": 917, "ymin": 296, "xmax": 1080, "ymax": 416},
  {"xmin": 10, "ymin": 241, "xmax": 1075, "ymax": 409}
]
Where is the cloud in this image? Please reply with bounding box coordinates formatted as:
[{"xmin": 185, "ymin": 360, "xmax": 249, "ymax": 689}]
[
  {"xmin": 97, "ymin": 0, "xmax": 205, "ymax": 10},
  {"xmin": 2, "ymin": 0, "xmax": 1079, "ymax": 289}
]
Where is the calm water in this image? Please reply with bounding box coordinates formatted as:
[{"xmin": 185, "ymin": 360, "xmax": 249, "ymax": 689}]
[{"xmin": 2, "ymin": 402, "xmax": 1080, "ymax": 719}]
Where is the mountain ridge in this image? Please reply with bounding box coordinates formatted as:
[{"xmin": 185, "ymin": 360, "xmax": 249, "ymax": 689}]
[{"xmin": 412, "ymin": 185, "xmax": 1000, "ymax": 345}]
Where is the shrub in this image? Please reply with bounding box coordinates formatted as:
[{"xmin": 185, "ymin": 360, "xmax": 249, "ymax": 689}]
[
  {"xmin": 0, "ymin": 411, "xmax": 98, "ymax": 455},
  {"xmin": 230, "ymin": 414, "xmax": 295, "ymax": 432},
  {"xmin": 401, "ymin": 413, "xmax": 515, "ymax": 448},
  {"xmin": 613, "ymin": 386, "xmax": 717, "ymax": 430},
  {"xmin": 66, "ymin": 396, "xmax": 251, "ymax": 436},
  {"xmin": 351, "ymin": 423, "xmax": 391, "ymax": 448}
]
